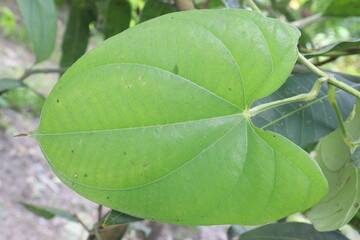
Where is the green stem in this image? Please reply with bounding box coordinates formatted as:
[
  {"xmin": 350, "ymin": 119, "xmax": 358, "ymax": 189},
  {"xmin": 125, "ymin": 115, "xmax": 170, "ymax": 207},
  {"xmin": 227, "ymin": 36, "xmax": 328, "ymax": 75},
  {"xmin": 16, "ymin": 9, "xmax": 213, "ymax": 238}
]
[
  {"xmin": 291, "ymin": 14, "xmax": 324, "ymax": 29},
  {"xmin": 329, "ymin": 76, "xmax": 360, "ymax": 98},
  {"xmin": 245, "ymin": 0, "xmax": 261, "ymax": 13},
  {"xmin": 328, "ymin": 84, "xmax": 354, "ymax": 149},
  {"xmin": 248, "ymin": 76, "xmax": 328, "ymax": 116},
  {"xmin": 297, "ymin": 53, "xmax": 327, "ymax": 77},
  {"xmin": 298, "ymin": 41, "xmax": 360, "ymax": 99}
]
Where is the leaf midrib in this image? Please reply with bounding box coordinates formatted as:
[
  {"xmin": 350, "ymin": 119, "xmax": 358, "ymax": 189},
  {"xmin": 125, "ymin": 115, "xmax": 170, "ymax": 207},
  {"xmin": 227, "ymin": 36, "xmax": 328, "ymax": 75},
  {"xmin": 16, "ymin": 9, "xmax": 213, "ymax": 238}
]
[
  {"xmin": 34, "ymin": 113, "xmax": 244, "ymax": 136},
  {"xmin": 42, "ymin": 116, "xmax": 245, "ymax": 192}
]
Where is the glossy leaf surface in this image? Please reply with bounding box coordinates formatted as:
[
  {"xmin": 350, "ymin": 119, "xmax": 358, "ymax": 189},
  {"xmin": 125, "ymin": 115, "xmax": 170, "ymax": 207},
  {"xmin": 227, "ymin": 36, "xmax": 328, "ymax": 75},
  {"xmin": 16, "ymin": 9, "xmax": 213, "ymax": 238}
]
[
  {"xmin": 307, "ymin": 101, "xmax": 360, "ymax": 231},
  {"xmin": 60, "ymin": 1, "xmax": 97, "ymax": 67},
  {"xmin": 240, "ymin": 222, "xmax": 348, "ymax": 240},
  {"xmin": 304, "ymin": 39, "xmax": 360, "ymax": 58},
  {"xmin": 17, "ymin": 0, "xmax": 57, "ymax": 63},
  {"xmin": 34, "ymin": 10, "xmax": 327, "ymax": 225},
  {"xmin": 252, "ymin": 73, "xmax": 358, "ymax": 148},
  {"xmin": 103, "ymin": 0, "xmax": 131, "ymax": 39},
  {"xmin": 139, "ymin": 0, "xmax": 176, "ymax": 23}
]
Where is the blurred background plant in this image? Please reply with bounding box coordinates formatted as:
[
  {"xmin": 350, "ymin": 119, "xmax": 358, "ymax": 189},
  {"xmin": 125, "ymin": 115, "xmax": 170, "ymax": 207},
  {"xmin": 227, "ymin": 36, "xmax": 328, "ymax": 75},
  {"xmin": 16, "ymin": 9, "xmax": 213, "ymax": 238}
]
[{"xmin": 0, "ymin": 0, "xmax": 360, "ymax": 239}]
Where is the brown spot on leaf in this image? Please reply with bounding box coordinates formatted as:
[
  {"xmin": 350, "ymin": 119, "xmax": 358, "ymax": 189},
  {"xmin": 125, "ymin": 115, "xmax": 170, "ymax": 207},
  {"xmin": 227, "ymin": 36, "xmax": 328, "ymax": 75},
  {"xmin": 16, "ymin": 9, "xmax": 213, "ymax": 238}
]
[{"xmin": 354, "ymin": 203, "xmax": 359, "ymax": 208}]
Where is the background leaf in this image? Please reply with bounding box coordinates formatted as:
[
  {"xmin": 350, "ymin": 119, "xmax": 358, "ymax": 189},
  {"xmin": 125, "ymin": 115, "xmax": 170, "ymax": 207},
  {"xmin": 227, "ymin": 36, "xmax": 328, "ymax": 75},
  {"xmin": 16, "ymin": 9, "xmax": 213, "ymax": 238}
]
[
  {"xmin": 34, "ymin": 10, "xmax": 327, "ymax": 225},
  {"xmin": 103, "ymin": 210, "xmax": 143, "ymax": 227},
  {"xmin": 313, "ymin": 0, "xmax": 360, "ymax": 17},
  {"xmin": 307, "ymin": 100, "xmax": 360, "ymax": 231},
  {"xmin": 103, "ymin": 0, "xmax": 131, "ymax": 39},
  {"xmin": 349, "ymin": 147, "xmax": 360, "ymax": 168},
  {"xmin": 17, "ymin": 0, "xmax": 57, "ymax": 63},
  {"xmin": 139, "ymin": 0, "xmax": 176, "ymax": 23},
  {"xmin": 304, "ymin": 39, "xmax": 360, "ymax": 58},
  {"xmin": 252, "ymin": 73, "xmax": 358, "ymax": 148},
  {"xmin": 20, "ymin": 202, "xmax": 78, "ymax": 222},
  {"xmin": 0, "ymin": 78, "xmax": 24, "ymax": 94},
  {"xmin": 60, "ymin": 1, "xmax": 97, "ymax": 68},
  {"xmin": 227, "ymin": 225, "xmax": 246, "ymax": 240},
  {"xmin": 240, "ymin": 222, "xmax": 348, "ymax": 240}
]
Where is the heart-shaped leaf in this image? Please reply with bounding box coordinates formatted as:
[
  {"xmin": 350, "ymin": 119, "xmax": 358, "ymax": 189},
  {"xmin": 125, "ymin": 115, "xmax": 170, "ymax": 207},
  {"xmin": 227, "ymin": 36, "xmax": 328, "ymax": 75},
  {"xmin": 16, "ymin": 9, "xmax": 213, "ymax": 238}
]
[{"xmin": 33, "ymin": 9, "xmax": 327, "ymax": 225}]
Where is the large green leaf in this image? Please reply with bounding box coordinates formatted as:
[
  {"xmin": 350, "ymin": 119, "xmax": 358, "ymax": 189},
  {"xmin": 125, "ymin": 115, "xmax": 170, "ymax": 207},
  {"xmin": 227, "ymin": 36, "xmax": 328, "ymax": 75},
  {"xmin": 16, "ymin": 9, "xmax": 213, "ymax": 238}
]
[
  {"xmin": 103, "ymin": 0, "xmax": 131, "ymax": 39},
  {"xmin": 60, "ymin": 1, "xmax": 97, "ymax": 68},
  {"xmin": 17, "ymin": 0, "xmax": 57, "ymax": 63},
  {"xmin": 252, "ymin": 73, "xmax": 358, "ymax": 148},
  {"xmin": 239, "ymin": 222, "xmax": 348, "ymax": 239},
  {"xmin": 307, "ymin": 101, "xmax": 360, "ymax": 231},
  {"xmin": 313, "ymin": 0, "xmax": 360, "ymax": 17},
  {"xmin": 33, "ymin": 9, "xmax": 327, "ymax": 225},
  {"xmin": 139, "ymin": 0, "xmax": 176, "ymax": 23},
  {"xmin": 304, "ymin": 39, "xmax": 360, "ymax": 58}
]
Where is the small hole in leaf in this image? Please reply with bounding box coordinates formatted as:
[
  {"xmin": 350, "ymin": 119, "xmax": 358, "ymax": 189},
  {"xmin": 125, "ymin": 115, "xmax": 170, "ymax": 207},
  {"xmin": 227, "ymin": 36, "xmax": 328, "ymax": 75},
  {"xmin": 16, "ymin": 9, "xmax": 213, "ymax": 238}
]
[{"xmin": 73, "ymin": 173, "xmax": 78, "ymax": 178}]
